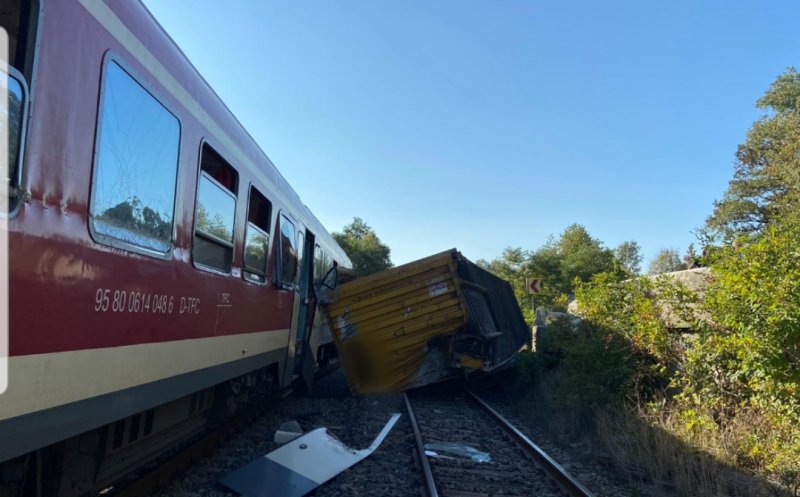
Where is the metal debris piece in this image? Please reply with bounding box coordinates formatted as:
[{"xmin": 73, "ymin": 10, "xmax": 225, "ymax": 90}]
[
  {"xmin": 273, "ymin": 420, "xmax": 304, "ymax": 445},
  {"xmin": 424, "ymin": 441, "xmax": 491, "ymax": 463},
  {"xmin": 220, "ymin": 413, "xmax": 402, "ymax": 497}
]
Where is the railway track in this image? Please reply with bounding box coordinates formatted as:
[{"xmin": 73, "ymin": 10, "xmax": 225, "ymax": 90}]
[
  {"xmin": 107, "ymin": 372, "xmax": 595, "ymax": 497},
  {"xmin": 404, "ymin": 389, "xmax": 595, "ymax": 497}
]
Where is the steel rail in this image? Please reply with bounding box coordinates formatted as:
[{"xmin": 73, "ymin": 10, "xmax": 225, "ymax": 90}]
[
  {"xmin": 403, "ymin": 393, "xmax": 440, "ymax": 497},
  {"xmin": 464, "ymin": 389, "xmax": 595, "ymax": 497}
]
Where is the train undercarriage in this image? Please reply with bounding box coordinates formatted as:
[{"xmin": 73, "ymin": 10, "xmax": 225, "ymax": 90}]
[{"xmin": 0, "ymin": 365, "xmax": 281, "ymax": 497}]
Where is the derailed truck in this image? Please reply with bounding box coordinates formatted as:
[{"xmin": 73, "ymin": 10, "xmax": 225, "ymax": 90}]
[{"xmin": 323, "ymin": 249, "xmax": 530, "ymax": 394}]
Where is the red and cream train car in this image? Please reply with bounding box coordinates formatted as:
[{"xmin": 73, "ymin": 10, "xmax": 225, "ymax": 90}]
[{"xmin": 1, "ymin": 0, "xmax": 351, "ymax": 494}]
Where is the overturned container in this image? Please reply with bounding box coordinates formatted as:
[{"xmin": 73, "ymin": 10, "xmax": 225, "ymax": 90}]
[{"xmin": 325, "ymin": 249, "xmax": 530, "ymax": 394}]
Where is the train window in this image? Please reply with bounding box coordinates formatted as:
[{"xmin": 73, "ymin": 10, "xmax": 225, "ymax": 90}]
[
  {"xmin": 4, "ymin": 71, "xmax": 26, "ymax": 213},
  {"xmin": 243, "ymin": 187, "xmax": 271, "ymax": 283},
  {"xmin": 193, "ymin": 145, "xmax": 238, "ymax": 273},
  {"xmin": 2, "ymin": 1, "xmax": 39, "ymax": 213},
  {"xmin": 296, "ymin": 228, "xmax": 305, "ymax": 285},
  {"xmin": 324, "ymin": 252, "xmax": 333, "ymax": 277},
  {"xmin": 89, "ymin": 61, "xmax": 180, "ymax": 255},
  {"xmin": 2, "ymin": 0, "xmax": 40, "ymax": 80},
  {"xmin": 314, "ymin": 244, "xmax": 323, "ymax": 282},
  {"xmin": 277, "ymin": 215, "xmax": 297, "ymax": 289}
]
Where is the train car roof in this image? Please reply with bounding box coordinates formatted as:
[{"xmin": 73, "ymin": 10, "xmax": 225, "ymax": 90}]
[{"xmin": 102, "ymin": 0, "xmax": 351, "ymax": 267}]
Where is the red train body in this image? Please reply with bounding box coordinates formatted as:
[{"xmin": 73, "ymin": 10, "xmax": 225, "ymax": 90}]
[{"xmin": 1, "ymin": 1, "xmax": 350, "ymax": 492}]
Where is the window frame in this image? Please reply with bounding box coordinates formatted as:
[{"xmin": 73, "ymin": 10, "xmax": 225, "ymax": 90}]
[
  {"xmin": 313, "ymin": 243, "xmax": 323, "ymax": 283},
  {"xmin": 295, "ymin": 226, "xmax": 305, "ymax": 287},
  {"xmin": 87, "ymin": 55, "xmax": 182, "ymax": 260},
  {"xmin": 191, "ymin": 142, "xmax": 239, "ymax": 275},
  {"xmin": 324, "ymin": 252, "xmax": 333, "ymax": 277},
  {"xmin": 276, "ymin": 212, "xmax": 298, "ymax": 290},
  {"xmin": 4, "ymin": 65, "xmax": 29, "ymax": 217},
  {"xmin": 7, "ymin": 0, "xmax": 42, "ymax": 86},
  {"xmin": 243, "ymin": 184, "xmax": 272, "ymax": 285},
  {"xmin": 194, "ymin": 172, "xmax": 237, "ymax": 246},
  {"xmin": 3, "ymin": 0, "xmax": 42, "ymax": 218}
]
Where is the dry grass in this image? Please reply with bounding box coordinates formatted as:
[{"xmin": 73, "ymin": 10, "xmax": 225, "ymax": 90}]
[
  {"xmin": 594, "ymin": 406, "xmax": 782, "ymax": 497},
  {"xmin": 512, "ymin": 372, "xmax": 792, "ymax": 497}
]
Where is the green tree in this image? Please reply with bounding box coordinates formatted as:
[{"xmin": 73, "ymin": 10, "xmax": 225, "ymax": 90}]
[
  {"xmin": 705, "ymin": 68, "xmax": 800, "ymax": 241},
  {"xmin": 615, "ymin": 240, "xmax": 643, "ymax": 276},
  {"xmin": 196, "ymin": 203, "xmax": 231, "ymax": 241},
  {"xmin": 474, "ymin": 258, "xmax": 491, "ymax": 269},
  {"xmin": 647, "ymin": 248, "xmax": 683, "ymax": 274},
  {"xmin": 333, "ymin": 217, "xmax": 392, "ymax": 276},
  {"xmin": 486, "ymin": 224, "xmax": 617, "ymax": 315},
  {"xmin": 100, "ymin": 196, "xmax": 172, "ymax": 241},
  {"xmin": 487, "ymin": 247, "xmax": 535, "ymax": 320},
  {"xmin": 682, "ymin": 243, "xmax": 700, "ymax": 268},
  {"xmin": 554, "ymin": 224, "xmax": 618, "ymax": 290},
  {"xmin": 526, "ymin": 240, "xmax": 564, "ymax": 308}
]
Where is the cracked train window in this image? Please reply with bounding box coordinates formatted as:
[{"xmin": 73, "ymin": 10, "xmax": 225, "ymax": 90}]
[{"xmin": 89, "ymin": 60, "xmax": 180, "ymax": 254}]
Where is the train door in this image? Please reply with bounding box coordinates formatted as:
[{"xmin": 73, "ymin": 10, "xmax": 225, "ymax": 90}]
[
  {"xmin": 282, "ymin": 225, "xmax": 315, "ymax": 387},
  {"xmin": 293, "ymin": 230, "xmax": 318, "ymax": 388}
]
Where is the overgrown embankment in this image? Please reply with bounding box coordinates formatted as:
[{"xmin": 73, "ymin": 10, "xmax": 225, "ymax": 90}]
[{"xmin": 511, "ymin": 217, "xmax": 800, "ymax": 497}]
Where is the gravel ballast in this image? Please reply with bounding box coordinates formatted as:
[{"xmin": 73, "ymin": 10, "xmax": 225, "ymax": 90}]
[{"xmin": 150, "ymin": 369, "xmax": 421, "ymax": 497}]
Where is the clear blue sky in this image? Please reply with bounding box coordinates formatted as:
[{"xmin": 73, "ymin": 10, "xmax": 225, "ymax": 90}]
[{"xmin": 143, "ymin": 0, "xmax": 800, "ymax": 267}]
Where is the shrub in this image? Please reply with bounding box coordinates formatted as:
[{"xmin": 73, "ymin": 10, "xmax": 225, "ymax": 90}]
[{"xmin": 518, "ymin": 218, "xmax": 800, "ymax": 493}]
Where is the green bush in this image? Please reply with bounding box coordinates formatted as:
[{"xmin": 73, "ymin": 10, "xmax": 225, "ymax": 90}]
[
  {"xmin": 513, "ymin": 350, "xmax": 541, "ymax": 389},
  {"xmin": 679, "ymin": 217, "xmax": 800, "ymax": 483},
  {"xmin": 692, "ymin": 216, "xmax": 800, "ymax": 410},
  {"xmin": 556, "ymin": 320, "xmax": 637, "ymax": 410},
  {"xmin": 568, "ymin": 217, "xmax": 800, "ymax": 488},
  {"xmin": 521, "ymin": 312, "xmax": 640, "ymax": 411}
]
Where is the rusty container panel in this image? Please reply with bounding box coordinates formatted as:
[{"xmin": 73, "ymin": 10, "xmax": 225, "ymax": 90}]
[
  {"xmin": 325, "ymin": 250, "xmax": 468, "ymax": 394},
  {"xmin": 326, "ymin": 249, "xmax": 531, "ymax": 395}
]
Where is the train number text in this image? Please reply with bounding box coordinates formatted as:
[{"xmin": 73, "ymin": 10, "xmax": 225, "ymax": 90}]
[{"xmin": 93, "ymin": 288, "xmax": 200, "ymax": 316}]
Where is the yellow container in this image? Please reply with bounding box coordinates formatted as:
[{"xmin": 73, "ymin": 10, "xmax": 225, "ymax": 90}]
[{"xmin": 325, "ymin": 250, "xmax": 469, "ymax": 393}]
